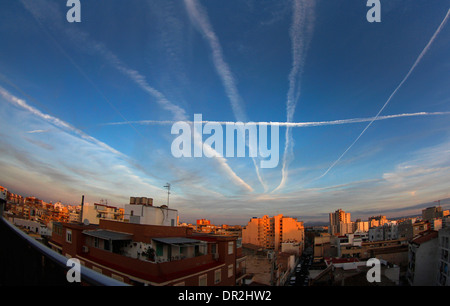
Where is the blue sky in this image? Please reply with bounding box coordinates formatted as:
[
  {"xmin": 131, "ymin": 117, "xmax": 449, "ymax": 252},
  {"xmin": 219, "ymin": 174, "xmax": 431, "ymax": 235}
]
[{"xmin": 0, "ymin": 0, "xmax": 449, "ymax": 225}]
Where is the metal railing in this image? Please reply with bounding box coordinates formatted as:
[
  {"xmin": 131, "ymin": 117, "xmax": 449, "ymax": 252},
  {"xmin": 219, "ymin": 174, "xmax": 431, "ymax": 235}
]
[{"xmin": 0, "ymin": 203, "xmax": 129, "ymax": 286}]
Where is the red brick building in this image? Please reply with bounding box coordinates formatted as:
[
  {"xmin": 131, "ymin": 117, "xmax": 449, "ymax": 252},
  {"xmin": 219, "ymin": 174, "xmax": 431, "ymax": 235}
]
[{"xmin": 49, "ymin": 219, "xmax": 247, "ymax": 286}]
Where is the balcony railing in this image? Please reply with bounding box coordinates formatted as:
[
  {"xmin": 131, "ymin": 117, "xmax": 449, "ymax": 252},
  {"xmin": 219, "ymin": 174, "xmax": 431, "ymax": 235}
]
[{"xmin": 0, "ymin": 204, "xmax": 129, "ymax": 286}]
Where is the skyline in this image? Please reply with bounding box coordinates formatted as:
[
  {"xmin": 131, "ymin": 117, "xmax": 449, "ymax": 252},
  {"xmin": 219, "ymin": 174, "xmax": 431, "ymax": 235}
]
[{"xmin": 0, "ymin": 0, "xmax": 449, "ymax": 225}]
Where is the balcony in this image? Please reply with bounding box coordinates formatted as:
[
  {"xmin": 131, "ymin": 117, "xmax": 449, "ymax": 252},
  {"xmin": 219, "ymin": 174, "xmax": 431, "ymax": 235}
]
[{"xmin": 0, "ymin": 205, "xmax": 128, "ymax": 286}]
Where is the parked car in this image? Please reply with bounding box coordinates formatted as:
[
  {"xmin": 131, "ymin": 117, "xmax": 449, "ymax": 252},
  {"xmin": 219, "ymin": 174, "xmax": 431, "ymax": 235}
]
[{"xmin": 289, "ymin": 276, "xmax": 296, "ymax": 285}]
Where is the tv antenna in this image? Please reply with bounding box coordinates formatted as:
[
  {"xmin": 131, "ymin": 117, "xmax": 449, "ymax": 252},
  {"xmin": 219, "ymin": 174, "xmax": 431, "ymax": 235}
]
[{"xmin": 164, "ymin": 183, "xmax": 171, "ymax": 207}]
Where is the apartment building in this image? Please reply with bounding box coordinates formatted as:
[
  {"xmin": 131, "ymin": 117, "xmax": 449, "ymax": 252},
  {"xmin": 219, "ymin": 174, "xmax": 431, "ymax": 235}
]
[
  {"xmin": 354, "ymin": 219, "xmax": 369, "ymax": 232},
  {"xmin": 436, "ymin": 227, "xmax": 450, "ymax": 286},
  {"xmin": 49, "ymin": 219, "xmax": 246, "ymax": 286},
  {"xmin": 83, "ymin": 203, "xmax": 124, "ymax": 225},
  {"xmin": 368, "ymin": 223, "xmax": 399, "ymax": 242},
  {"xmin": 329, "ymin": 209, "xmax": 353, "ymax": 236},
  {"xmin": 398, "ymin": 220, "xmax": 429, "ymax": 240},
  {"xmin": 422, "ymin": 206, "xmax": 449, "ymax": 222},
  {"xmin": 368, "ymin": 215, "xmax": 388, "ymax": 228},
  {"xmin": 406, "ymin": 230, "xmax": 439, "ymax": 286},
  {"xmin": 242, "ymin": 214, "xmax": 304, "ymax": 252}
]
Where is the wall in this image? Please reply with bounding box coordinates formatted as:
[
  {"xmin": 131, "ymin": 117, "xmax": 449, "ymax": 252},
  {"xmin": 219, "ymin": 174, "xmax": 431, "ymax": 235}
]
[
  {"xmin": 98, "ymin": 219, "xmax": 192, "ymax": 243},
  {"xmin": 124, "ymin": 204, "xmax": 178, "ymax": 226},
  {"xmin": 413, "ymin": 239, "xmax": 439, "ymax": 285}
]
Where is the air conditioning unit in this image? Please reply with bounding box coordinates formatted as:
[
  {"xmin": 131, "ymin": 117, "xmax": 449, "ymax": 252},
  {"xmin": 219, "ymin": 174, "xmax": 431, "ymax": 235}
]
[{"xmin": 82, "ymin": 246, "xmax": 89, "ymax": 253}]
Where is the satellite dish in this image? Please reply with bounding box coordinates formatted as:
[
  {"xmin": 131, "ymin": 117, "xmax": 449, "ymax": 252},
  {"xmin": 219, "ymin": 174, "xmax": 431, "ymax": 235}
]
[{"xmin": 83, "ymin": 219, "xmax": 90, "ymax": 226}]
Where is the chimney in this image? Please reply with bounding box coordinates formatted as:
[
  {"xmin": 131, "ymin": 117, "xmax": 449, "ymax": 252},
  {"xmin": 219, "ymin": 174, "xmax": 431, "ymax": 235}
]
[{"xmin": 79, "ymin": 195, "xmax": 84, "ymax": 224}]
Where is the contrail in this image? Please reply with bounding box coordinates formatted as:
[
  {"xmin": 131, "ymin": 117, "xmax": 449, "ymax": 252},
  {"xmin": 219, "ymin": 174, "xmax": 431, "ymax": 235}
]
[
  {"xmin": 314, "ymin": 9, "xmax": 450, "ymax": 182},
  {"xmin": 100, "ymin": 111, "xmax": 450, "ymax": 127},
  {"xmin": 20, "ymin": 0, "xmax": 253, "ymax": 193},
  {"xmin": 275, "ymin": 0, "xmax": 316, "ymax": 193},
  {"xmin": 183, "ymin": 0, "xmax": 246, "ymax": 122},
  {"xmin": 183, "ymin": 0, "xmax": 266, "ymax": 191},
  {"xmin": 0, "ymin": 85, "xmax": 125, "ymax": 158}
]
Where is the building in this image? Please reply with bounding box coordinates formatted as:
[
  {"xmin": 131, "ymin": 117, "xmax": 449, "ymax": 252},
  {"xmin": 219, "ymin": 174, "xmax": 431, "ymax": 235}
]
[
  {"xmin": 336, "ymin": 233, "xmax": 364, "ymax": 258},
  {"xmin": 314, "ymin": 233, "xmax": 337, "ymax": 259},
  {"xmin": 422, "ymin": 206, "xmax": 449, "ymax": 222},
  {"xmin": 430, "ymin": 219, "xmax": 443, "ymax": 231},
  {"xmin": 49, "ymin": 218, "xmax": 246, "ymax": 286},
  {"xmin": 83, "ymin": 203, "xmax": 124, "ymax": 225},
  {"xmin": 124, "ymin": 197, "xmax": 177, "ymax": 226},
  {"xmin": 406, "ymin": 230, "xmax": 439, "ymax": 286},
  {"xmin": 0, "ymin": 186, "xmax": 7, "ymax": 203},
  {"xmin": 398, "ymin": 220, "xmax": 429, "ymax": 240},
  {"xmin": 368, "ymin": 215, "xmax": 388, "ymax": 228},
  {"xmin": 329, "ymin": 209, "xmax": 353, "ymax": 236},
  {"xmin": 368, "ymin": 223, "xmax": 398, "ymax": 242},
  {"xmin": 436, "ymin": 227, "xmax": 450, "ymax": 286},
  {"xmin": 354, "ymin": 219, "xmax": 369, "ymax": 232},
  {"xmin": 311, "ymin": 258, "xmax": 400, "ymax": 286},
  {"xmin": 242, "ymin": 214, "xmax": 305, "ymax": 252}
]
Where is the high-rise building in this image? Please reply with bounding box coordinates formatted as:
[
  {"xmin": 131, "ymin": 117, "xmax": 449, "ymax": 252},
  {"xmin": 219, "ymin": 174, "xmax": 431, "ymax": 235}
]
[
  {"xmin": 329, "ymin": 209, "xmax": 353, "ymax": 236},
  {"xmin": 422, "ymin": 206, "xmax": 450, "ymax": 222},
  {"xmin": 242, "ymin": 214, "xmax": 304, "ymax": 252}
]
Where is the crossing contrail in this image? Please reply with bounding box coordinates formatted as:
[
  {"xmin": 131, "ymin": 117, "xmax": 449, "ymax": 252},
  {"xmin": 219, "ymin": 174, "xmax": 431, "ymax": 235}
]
[
  {"xmin": 314, "ymin": 8, "xmax": 450, "ymax": 182},
  {"xmin": 183, "ymin": 0, "xmax": 266, "ymax": 191},
  {"xmin": 100, "ymin": 111, "xmax": 450, "ymax": 127},
  {"xmin": 275, "ymin": 0, "xmax": 316, "ymax": 193}
]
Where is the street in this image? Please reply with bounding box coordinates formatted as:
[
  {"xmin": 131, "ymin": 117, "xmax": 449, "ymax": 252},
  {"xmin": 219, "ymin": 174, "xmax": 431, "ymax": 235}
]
[{"xmin": 288, "ymin": 251, "xmax": 313, "ymax": 286}]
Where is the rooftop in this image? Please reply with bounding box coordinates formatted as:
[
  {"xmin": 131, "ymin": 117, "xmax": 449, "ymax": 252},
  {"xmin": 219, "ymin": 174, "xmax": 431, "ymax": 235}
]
[{"xmin": 83, "ymin": 229, "xmax": 133, "ymax": 241}]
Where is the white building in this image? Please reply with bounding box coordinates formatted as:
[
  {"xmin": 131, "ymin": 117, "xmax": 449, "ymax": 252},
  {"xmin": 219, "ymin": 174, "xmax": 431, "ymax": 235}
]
[
  {"xmin": 124, "ymin": 197, "xmax": 178, "ymax": 227},
  {"xmin": 12, "ymin": 218, "xmax": 51, "ymax": 236},
  {"xmin": 0, "ymin": 188, "xmax": 7, "ymax": 201},
  {"xmin": 336, "ymin": 233, "xmax": 363, "ymax": 257},
  {"xmin": 369, "ymin": 223, "xmax": 398, "ymax": 241}
]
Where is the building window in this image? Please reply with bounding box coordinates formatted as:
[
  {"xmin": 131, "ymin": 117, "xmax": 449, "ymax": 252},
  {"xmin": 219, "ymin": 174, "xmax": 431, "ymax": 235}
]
[
  {"xmin": 214, "ymin": 269, "xmax": 221, "ymax": 284},
  {"xmin": 228, "ymin": 241, "xmax": 234, "ymax": 255},
  {"xmin": 66, "ymin": 229, "xmax": 72, "ymax": 243},
  {"xmin": 199, "ymin": 274, "xmax": 207, "ymax": 286},
  {"xmin": 228, "ymin": 264, "xmax": 234, "ymax": 278}
]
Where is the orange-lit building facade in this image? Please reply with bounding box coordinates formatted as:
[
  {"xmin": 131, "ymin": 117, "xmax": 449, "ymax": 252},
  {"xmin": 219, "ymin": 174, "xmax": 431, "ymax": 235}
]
[
  {"xmin": 49, "ymin": 219, "xmax": 247, "ymax": 286},
  {"xmin": 242, "ymin": 214, "xmax": 305, "ymax": 252}
]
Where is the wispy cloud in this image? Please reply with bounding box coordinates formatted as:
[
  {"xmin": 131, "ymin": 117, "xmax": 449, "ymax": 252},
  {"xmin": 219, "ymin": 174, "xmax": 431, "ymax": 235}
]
[
  {"xmin": 0, "ymin": 85, "xmax": 124, "ymax": 157},
  {"xmin": 314, "ymin": 8, "xmax": 450, "ymax": 182},
  {"xmin": 26, "ymin": 129, "xmax": 49, "ymax": 134},
  {"xmin": 274, "ymin": 0, "xmax": 316, "ymax": 193},
  {"xmin": 0, "ymin": 86, "xmax": 168, "ymax": 204}
]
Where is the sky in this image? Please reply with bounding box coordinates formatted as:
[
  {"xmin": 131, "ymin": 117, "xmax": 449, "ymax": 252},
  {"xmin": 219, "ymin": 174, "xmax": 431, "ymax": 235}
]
[{"xmin": 0, "ymin": 0, "xmax": 449, "ymax": 225}]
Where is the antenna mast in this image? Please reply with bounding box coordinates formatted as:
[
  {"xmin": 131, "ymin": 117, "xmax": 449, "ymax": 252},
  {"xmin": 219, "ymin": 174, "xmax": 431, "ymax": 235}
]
[{"xmin": 164, "ymin": 183, "xmax": 171, "ymax": 207}]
